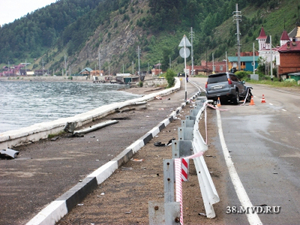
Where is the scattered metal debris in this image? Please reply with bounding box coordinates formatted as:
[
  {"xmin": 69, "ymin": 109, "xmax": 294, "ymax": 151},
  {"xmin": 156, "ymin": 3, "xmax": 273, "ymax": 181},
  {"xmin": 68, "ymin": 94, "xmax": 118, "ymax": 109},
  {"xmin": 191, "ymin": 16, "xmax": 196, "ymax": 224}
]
[
  {"xmin": 116, "ymin": 101, "xmax": 147, "ymax": 113},
  {"xmin": 154, "ymin": 138, "xmax": 175, "ymax": 147},
  {"xmin": 50, "ymin": 136, "xmax": 59, "ymax": 141},
  {"xmin": 0, "ymin": 148, "xmax": 19, "ymax": 159},
  {"xmin": 64, "ymin": 122, "xmax": 78, "ymax": 133},
  {"xmin": 73, "ymin": 120, "xmax": 118, "ymax": 135}
]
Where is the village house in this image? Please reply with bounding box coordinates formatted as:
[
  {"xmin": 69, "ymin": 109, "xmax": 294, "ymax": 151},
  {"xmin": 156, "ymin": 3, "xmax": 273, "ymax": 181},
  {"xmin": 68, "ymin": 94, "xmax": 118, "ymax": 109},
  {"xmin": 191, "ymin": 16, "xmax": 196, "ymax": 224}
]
[
  {"xmin": 256, "ymin": 25, "xmax": 300, "ymax": 78},
  {"xmin": 186, "ymin": 61, "xmax": 227, "ymax": 75}
]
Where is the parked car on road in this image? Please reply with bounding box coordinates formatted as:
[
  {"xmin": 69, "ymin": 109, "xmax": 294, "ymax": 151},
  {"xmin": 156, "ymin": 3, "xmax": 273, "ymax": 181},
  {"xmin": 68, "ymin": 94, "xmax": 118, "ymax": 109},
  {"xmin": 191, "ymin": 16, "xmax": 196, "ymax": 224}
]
[{"xmin": 205, "ymin": 72, "xmax": 252, "ymax": 104}]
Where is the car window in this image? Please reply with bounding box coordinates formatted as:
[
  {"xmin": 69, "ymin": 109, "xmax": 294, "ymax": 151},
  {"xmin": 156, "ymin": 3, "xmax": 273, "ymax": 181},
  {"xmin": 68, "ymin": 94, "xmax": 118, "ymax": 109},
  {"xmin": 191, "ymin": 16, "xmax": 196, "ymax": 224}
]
[
  {"xmin": 229, "ymin": 75, "xmax": 238, "ymax": 82},
  {"xmin": 207, "ymin": 74, "xmax": 227, "ymax": 83}
]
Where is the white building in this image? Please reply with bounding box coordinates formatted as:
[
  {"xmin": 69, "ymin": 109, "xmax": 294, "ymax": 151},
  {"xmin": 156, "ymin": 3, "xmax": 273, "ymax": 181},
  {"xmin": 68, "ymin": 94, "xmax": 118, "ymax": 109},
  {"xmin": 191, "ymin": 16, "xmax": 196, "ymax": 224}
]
[{"xmin": 256, "ymin": 26, "xmax": 290, "ymax": 67}]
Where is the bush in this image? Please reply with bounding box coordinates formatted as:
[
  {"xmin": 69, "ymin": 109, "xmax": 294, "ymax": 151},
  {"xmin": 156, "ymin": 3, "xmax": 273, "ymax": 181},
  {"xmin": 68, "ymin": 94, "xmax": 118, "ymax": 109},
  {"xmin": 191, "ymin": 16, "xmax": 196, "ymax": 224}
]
[
  {"xmin": 165, "ymin": 69, "xmax": 176, "ymax": 88},
  {"xmin": 235, "ymin": 71, "xmax": 250, "ymax": 80}
]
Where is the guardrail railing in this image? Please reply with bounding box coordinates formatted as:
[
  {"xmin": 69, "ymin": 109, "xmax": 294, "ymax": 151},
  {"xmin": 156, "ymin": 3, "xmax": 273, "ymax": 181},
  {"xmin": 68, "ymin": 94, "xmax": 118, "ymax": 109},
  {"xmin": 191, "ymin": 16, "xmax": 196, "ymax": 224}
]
[{"xmin": 149, "ymin": 92, "xmax": 220, "ymax": 224}]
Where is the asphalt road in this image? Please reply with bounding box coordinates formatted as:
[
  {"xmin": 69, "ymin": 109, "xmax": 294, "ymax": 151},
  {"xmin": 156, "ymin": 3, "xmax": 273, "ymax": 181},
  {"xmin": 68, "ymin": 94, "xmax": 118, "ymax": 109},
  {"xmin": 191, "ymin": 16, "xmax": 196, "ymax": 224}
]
[{"xmin": 206, "ymin": 81, "xmax": 300, "ymax": 224}]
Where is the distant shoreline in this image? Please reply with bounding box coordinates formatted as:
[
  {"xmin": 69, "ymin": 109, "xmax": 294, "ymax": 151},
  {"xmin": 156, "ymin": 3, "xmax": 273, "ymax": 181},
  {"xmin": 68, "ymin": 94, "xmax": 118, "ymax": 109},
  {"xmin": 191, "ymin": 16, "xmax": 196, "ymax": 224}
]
[
  {"xmin": 0, "ymin": 75, "xmax": 164, "ymax": 95},
  {"xmin": 0, "ymin": 75, "xmax": 90, "ymax": 82}
]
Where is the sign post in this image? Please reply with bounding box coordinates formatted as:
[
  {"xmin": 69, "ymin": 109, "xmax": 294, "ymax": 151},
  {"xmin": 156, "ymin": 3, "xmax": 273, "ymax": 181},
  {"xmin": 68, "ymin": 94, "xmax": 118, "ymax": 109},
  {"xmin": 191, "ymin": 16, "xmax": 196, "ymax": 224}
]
[{"xmin": 179, "ymin": 35, "xmax": 191, "ymax": 101}]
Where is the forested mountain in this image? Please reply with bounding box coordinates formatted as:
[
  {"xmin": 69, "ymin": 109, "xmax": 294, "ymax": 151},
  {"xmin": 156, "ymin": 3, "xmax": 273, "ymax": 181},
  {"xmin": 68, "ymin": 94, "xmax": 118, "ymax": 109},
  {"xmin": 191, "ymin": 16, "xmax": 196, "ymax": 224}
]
[
  {"xmin": 0, "ymin": 0, "xmax": 103, "ymax": 62},
  {"xmin": 0, "ymin": 0, "xmax": 299, "ymax": 74}
]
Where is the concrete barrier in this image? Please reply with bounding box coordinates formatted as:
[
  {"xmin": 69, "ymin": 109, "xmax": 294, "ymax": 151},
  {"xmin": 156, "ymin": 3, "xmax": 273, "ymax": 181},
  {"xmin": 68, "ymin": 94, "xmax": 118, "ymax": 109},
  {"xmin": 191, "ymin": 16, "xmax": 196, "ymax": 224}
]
[{"xmin": 0, "ymin": 78, "xmax": 181, "ymax": 150}]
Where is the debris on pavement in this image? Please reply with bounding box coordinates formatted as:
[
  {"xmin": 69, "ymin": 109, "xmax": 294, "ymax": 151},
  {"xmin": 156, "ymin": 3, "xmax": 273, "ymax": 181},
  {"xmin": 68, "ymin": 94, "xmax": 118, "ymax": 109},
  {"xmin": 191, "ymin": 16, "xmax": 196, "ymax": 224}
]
[
  {"xmin": 131, "ymin": 159, "xmax": 144, "ymax": 162},
  {"xmin": 50, "ymin": 136, "xmax": 59, "ymax": 141},
  {"xmin": 64, "ymin": 122, "xmax": 78, "ymax": 133},
  {"xmin": 0, "ymin": 148, "xmax": 19, "ymax": 159},
  {"xmin": 154, "ymin": 138, "xmax": 175, "ymax": 147}
]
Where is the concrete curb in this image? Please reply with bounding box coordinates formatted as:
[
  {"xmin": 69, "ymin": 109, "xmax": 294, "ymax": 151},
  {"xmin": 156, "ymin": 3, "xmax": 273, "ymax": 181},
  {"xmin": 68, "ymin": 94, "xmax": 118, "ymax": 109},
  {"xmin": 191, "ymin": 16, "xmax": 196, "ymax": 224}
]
[
  {"xmin": 26, "ymin": 90, "xmax": 201, "ymax": 225},
  {"xmin": 0, "ymin": 78, "xmax": 181, "ymax": 150}
]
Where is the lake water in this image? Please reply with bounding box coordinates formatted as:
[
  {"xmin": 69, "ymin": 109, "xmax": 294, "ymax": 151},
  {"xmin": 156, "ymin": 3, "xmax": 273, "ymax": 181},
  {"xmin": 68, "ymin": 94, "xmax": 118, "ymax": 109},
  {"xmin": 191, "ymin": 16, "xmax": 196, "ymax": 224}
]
[{"xmin": 0, "ymin": 81, "xmax": 140, "ymax": 133}]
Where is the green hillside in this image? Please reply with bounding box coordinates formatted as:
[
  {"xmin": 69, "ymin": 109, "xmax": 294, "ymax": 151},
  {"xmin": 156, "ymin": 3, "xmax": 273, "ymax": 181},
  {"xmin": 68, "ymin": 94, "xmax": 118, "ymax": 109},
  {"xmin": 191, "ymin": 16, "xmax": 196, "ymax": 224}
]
[{"xmin": 0, "ymin": 0, "xmax": 299, "ymax": 74}]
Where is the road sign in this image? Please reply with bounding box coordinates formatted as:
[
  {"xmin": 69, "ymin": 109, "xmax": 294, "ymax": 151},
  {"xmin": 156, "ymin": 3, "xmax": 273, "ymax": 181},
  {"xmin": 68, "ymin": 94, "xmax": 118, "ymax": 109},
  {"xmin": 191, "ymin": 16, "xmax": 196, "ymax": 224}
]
[
  {"xmin": 179, "ymin": 35, "xmax": 191, "ymax": 47},
  {"xmin": 179, "ymin": 47, "xmax": 190, "ymax": 59}
]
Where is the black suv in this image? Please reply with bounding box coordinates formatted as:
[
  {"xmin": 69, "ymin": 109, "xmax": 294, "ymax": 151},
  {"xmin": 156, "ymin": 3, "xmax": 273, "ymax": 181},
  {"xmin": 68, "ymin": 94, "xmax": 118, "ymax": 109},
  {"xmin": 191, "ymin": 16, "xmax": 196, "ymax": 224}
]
[{"xmin": 205, "ymin": 72, "xmax": 252, "ymax": 104}]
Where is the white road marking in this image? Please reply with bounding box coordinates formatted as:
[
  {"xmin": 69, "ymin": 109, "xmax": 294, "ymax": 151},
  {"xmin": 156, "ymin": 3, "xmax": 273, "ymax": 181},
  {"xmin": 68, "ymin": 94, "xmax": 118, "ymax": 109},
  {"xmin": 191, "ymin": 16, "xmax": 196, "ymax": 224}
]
[
  {"xmin": 282, "ymin": 109, "xmax": 287, "ymax": 112},
  {"xmin": 269, "ymin": 103, "xmax": 273, "ymax": 105},
  {"xmin": 216, "ymin": 109, "xmax": 263, "ymax": 225}
]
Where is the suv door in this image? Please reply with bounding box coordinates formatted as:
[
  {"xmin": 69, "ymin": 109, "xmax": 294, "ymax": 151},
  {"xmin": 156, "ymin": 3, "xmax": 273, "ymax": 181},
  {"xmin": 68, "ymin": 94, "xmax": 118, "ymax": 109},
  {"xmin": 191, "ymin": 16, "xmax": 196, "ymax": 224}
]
[{"xmin": 229, "ymin": 74, "xmax": 244, "ymax": 95}]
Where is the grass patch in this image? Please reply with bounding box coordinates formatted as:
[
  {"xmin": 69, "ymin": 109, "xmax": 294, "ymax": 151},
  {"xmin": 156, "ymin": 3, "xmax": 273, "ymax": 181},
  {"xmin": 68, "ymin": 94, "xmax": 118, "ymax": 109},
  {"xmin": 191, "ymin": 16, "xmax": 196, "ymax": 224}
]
[
  {"xmin": 48, "ymin": 131, "xmax": 66, "ymax": 139},
  {"xmin": 248, "ymin": 79, "xmax": 300, "ymax": 88}
]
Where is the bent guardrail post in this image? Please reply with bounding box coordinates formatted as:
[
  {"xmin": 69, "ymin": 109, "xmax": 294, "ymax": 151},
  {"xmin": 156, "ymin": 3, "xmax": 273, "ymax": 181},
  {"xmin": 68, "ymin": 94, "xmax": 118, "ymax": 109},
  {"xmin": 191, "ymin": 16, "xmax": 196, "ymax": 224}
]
[{"xmin": 191, "ymin": 100, "xmax": 219, "ymax": 218}]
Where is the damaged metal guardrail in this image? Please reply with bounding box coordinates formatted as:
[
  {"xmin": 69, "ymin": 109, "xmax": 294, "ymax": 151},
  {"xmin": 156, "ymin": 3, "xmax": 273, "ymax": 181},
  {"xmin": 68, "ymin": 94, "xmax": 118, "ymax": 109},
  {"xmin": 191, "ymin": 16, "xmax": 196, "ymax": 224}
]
[{"xmin": 149, "ymin": 93, "xmax": 220, "ymax": 224}]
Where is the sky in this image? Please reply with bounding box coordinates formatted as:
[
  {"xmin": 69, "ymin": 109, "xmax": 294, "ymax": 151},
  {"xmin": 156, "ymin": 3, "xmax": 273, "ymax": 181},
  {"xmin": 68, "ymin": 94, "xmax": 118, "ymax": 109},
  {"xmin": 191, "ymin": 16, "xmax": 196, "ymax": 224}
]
[{"xmin": 0, "ymin": 0, "xmax": 58, "ymax": 26}]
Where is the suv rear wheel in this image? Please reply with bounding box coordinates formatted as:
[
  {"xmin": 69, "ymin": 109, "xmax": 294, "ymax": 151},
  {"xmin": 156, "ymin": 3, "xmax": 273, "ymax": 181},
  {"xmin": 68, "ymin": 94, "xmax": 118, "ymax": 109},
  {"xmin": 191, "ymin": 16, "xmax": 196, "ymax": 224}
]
[{"xmin": 232, "ymin": 91, "xmax": 239, "ymax": 105}]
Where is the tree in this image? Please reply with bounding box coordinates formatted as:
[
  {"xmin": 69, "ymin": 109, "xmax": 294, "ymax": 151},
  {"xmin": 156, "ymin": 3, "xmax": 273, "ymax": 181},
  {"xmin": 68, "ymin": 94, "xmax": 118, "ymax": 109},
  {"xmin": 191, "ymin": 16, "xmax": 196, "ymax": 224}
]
[
  {"xmin": 162, "ymin": 48, "xmax": 172, "ymax": 71},
  {"xmin": 165, "ymin": 69, "xmax": 176, "ymax": 88}
]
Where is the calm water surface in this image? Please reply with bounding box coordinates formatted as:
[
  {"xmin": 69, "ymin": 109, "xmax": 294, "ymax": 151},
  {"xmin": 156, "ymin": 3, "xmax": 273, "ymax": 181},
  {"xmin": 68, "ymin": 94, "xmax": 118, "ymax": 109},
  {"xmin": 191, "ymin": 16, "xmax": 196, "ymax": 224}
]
[{"xmin": 0, "ymin": 81, "xmax": 140, "ymax": 133}]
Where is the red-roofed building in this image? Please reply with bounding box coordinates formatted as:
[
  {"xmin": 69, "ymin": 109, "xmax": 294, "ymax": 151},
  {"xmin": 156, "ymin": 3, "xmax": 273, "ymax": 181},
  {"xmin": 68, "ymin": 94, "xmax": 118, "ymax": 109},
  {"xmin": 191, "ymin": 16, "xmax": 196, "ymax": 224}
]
[
  {"xmin": 277, "ymin": 38, "xmax": 300, "ymax": 75},
  {"xmin": 186, "ymin": 60, "xmax": 226, "ymax": 75},
  {"xmin": 256, "ymin": 26, "xmax": 268, "ymax": 51},
  {"xmin": 280, "ymin": 30, "xmax": 290, "ymax": 46}
]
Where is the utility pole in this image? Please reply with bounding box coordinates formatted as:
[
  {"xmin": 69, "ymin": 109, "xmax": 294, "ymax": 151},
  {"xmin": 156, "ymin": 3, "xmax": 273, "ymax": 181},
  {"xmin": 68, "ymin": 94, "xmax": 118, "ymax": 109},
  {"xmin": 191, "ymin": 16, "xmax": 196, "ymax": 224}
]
[
  {"xmin": 270, "ymin": 35, "xmax": 273, "ymax": 80},
  {"xmin": 225, "ymin": 51, "xmax": 228, "ymax": 72},
  {"xmin": 137, "ymin": 46, "xmax": 141, "ymax": 79},
  {"xmin": 233, "ymin": 4, "xmax": 242, "ymax": 71},
  {"xmin": 132, "ymin": 61, "xmax": 134, "ymax": 75},
  {"xmin": 25, "ymin": 59, "xmax": 27, "ymax": 75},
  {"xmin": 64, "ymin": 54, "xmax": 67, "ymax": 76},
  {"xmin": 159, "ymin": 60, "xmax": 160, "ymax": 71},
  {"xmin": 253, "ymin": 43, "xmax": 255, "ymax": 75},
  {"xmin": 212, "ymin": 53, "xmax": 215, "ymax": 73},
  {"xmin": 42, "ymin": 58, "xmax": 44, "ymax": 75},
  {"xmin": 190, "ymin": 27, "xmax": 194, "ymax": 75},
  {"xmin": 98, "ymin": 50, "xmax": 101, "ymax": 76},
  {"xmin": 148, "ymin": 62, "xmax": 150, "ymax": 75}
]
